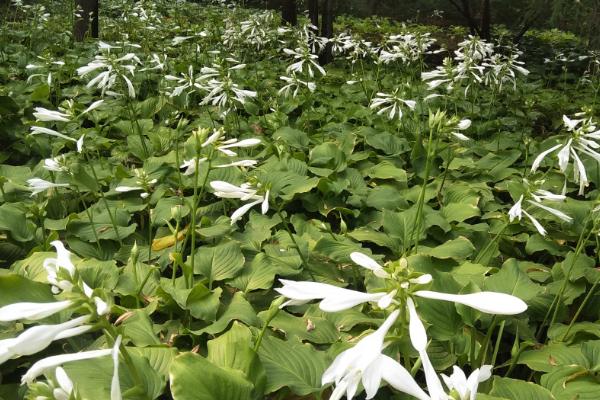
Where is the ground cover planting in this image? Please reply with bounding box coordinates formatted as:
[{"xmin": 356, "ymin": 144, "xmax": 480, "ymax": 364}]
[{"xmin": 1, "ymin": 0, "xmax": 600, "ymax": 399}]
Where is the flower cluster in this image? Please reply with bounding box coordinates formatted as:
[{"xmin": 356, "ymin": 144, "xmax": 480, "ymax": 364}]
[
  {"xmin": 531, "ymin": 114, "xmax": 600, "ymax": 194},
  {"xmin": 276, "ymin": 252, "xmax": 527, "ymax": 399},
  {"xmin": 0, "ymin": 241, "xmax": 121, "ymax": 397}
]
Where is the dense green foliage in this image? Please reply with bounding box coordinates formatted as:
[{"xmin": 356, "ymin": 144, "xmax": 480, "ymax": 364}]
[{"xmin": 1, "ymin": 0, "xmax": 600, "ymax": 399}]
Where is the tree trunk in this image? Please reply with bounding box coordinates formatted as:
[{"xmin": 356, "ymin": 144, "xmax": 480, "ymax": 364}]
[
  {"xmin": 480, "ymin": 0, "xmax": 491, "ymax": 40},
  {"xmin": 318, "ymin": 0, "xmax": 335, "ymax": 65},
  {"xmin": 74, "ymin": 0, "xmax": 99, "ymax": 41},
  {"xmin": 308, "ymin": 0, "xmax": 319, "ymax": 29},
  {"xmin": 448, "ymin": 0, "xmax": 480, "ymax": 37},
  {"xmin": 281, "ymin": 0, "xmax": 297, "ymax": 26}
]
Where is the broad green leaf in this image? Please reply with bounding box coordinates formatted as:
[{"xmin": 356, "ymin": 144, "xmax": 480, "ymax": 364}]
[
  {"xmin": 257, "ymin": 335, "xmax": 328, "ymax": 395},
  {"xmin": 121, "ymin": 310, "xmax": 161, "ymax": 347},
  {"xmin": 485, "ymin": 262, "xmax": 542, "ymax": 302},
  {"xmin": 260, "ymin": 310, "xmax": 339, "ymax": 344},
  {"xmin": 186, "ymin": 284, "xmax": 222, "ymax": 321},
  {"xmin": 489, "ymin": 377, "xmax": 554, "ymax": 400},
  {"xmin": 64, "ymin": 349, "xmax": 163, "ymax": 399},
  {"xmin": 273, "ymin": 126, "xmax": 309, "ymax": 148},
  {"xmin": 519, "ymin": 343, "xmax": 588, "ymax": 372},
  {"xmin": 420, "ymin": 237, "xmax": 475, "ymax": 260},
  {"xmin": 0, "ymin": 203, "xmax": 34, "ymax": 242},
  {"xmin": 0, "ymin": 274, "xmax": 54, "ymax": 307},
  {"xmin": 192, "ymin": 241, "xmax": 245, "ymax": 282},
  {"xmin": 207, "ymin": 322, "xmax": 266, "ymax": 397},
  {"xmin": 169, "ymin": 353, "xmax": 254, "ymax": 400},
  {"xmin": 194, "ymin": 292, "xmax": 261, "ymax": 335}
]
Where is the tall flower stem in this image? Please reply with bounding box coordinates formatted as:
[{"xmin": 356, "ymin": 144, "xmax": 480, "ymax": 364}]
[
  {"xmin": 474, "ymin": 223, "xmax": 508, "ymax": 264},
  {"xmin": 126, "ymin": 100, "xmax": 149, "ymax": 159},
  {"xmin": 477, "ymin": 315, "xmax": 498, "ymax": 367},
  {"xmin": 410, "ymin": 126, "xmax": 437, "ymax": 253},
  {"xmin": 188, "ymin": 149, "xmax": 213, "ymax": 289},
  {"xmin": 559, "ymin": 223, "xmax": 600, "ymax": 341},
  {"xmin": 275, "ymin": 207, "xmax": 313, "ymax": 280},
  {"xmin": 84, "ymin": 152, "xmax": 122, "ymax": 246},
  {"xmin": 539, "ymin": 218, "xmax": 593, "ymax": 339},
  {"xmin": 73, "ymin": 186, "xmax": 102, "ymax": 251}
]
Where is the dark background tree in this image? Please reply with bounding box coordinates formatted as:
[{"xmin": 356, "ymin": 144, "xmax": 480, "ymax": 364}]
[
  {"xmin": 74, "ymin": 0, "xmax": 99, "ymax": 41},
  {"xmin": 281, "ymin": 0, "xmax": 297, "ymax": 25}
]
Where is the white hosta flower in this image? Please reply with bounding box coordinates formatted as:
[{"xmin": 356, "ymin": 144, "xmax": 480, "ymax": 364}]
[
  {"xmin": 275, "ymin": 279, "xmax": 392, "ymax": 312},
  {"xmin": 0, "ymin": 300, "xmax": 74, "ymax": 322},
  {"xmin": 180, "ymin": 157, "xmax": 207, "ymax": 176},
  {"xmin": 44, "ymin": 240, "xmax": 76, "ymax": 293},
  {"xmin": 508, "ymin": 191, "xmax": 572, "ymax": 236},
  {"xmin": 30, "ymin": 126, "xmax": 85, "ymax": 153},
  {"xmin": 413, "ymin": 290, "xmax": 528, "ymax": 315},
  {"xmin": 115, "ymin": 186, "xmax": 144, "ymax": 192},
  {"xmin": 322, "ymin": 310, "xmax": 431, "ymax": 400},
  {"xmin": 441, "ymin": 365, "xmax": 493, "ymax": 400},
  {"xmin": 44, "ymin": 156, "xmax": 68, "ymax": 172},
  {"xmin": 111, "ymin": 335, "xmax": 122, "ymax": 400},
  {"xmin": 278, "ymin": 74, "xmax": 316, "ymax": 98},
  {"xmin": 22, "ymin": 348, "xmax": 113, "ymax": 384},
  {"xmin": 0, "ymin": 316, "xmax": 90, "ymax": 365},
  {"xmin": 350, "ymin": 252, "xmax": 390, "ymax": 278},
  {"xmin": 53, "ymin": 367, "xmax": 74, "ymax": 400},
  {"xmin": 33, "ymin": 108, "xmax": 70, "ymax": 122},
  {"xmin": 531, "ymin": 114, "xmax": 600, "ymax": 194},
  {"xmin": 27, "ymin": 178, "xmax": 69, "ymax": 196},
  {"xmin": 369, "ymin": 90, "xmax": 416, "ymax": 121},
  {"xmin": 283, "ymin": 47, "xmax": 326, "ymax": 78},
  {"xmin": 210, "ymin": 181, "xmax": 268, "ymax": 224},
  {"xmin": 214, "ymin": 159, "xmax": 258, "ymax": 169},
  {"xmin": 216, "ymin": 138, "xmax": 261, "ymax": 157},
  {"xmin": 81, "ymin": 99, "xmax": 104, "ymax": 115}
]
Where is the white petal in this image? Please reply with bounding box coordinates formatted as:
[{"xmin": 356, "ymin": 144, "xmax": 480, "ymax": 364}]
[
  {"xmin": 230, "ymin": 199, "xmax": 262, "ymax": 224},
  {"xmin": 522, "ymin": 210, "xmax": 547, "ymax": 236},
  {"xmin": 0, "ymin": 300, "xmax": 73, "ymax": 322},
  {"xmin": 350, "ymin": 252, "xmax": 389, "ymax": 278},
  {"xmin": 55, "ymin": 367, "xmax": 73, "ymax": 394},
  {"xmin": 414, "ymin": 291, "xmax": 527, "ymax": 315},
  {"xmin": 407, "ymin": 298, "xmax": 428, "ymax": 352},
  {"xmin": 379, "ymin": 355, "xmax": 431, "ymax": 400},
  {"xmin": 261, "ymin": 190, "xmax": 269, "ymax": 214},
  {"xmin": 526, "ymin": 200, "xmax": 573, "ymax": 223},
  {"xmin": 530, "ymin": 144, "xmax": 562, "ymax": 172},
  {"xmin": 111, "ymin": 336, "xmax": 122, "ymax": 400},
  {"xmin": 22, "ymin": 349, "xmax": 112, "ymax": 384},
  {"xmin": 557, "ymin": 140, "xmax": 572, "ymax": 172}
]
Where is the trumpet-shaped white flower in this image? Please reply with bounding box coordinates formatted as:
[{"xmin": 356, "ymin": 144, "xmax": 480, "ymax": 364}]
[
  {"xmin": 0, "ymin": 316, "xmax": 90, "ymax": 365},
  {"xmin": 350, "ymin": 252, "xmax": 390, "ymax": 278},
  {"xmin": 279, "ymin": 252, "xmax": 527, "ymax": 315},
  {"xmin": 369, "ymin": 90, "xmax": 416, "ymax": 121},
  {"xmin": 27, "ymin": 178, "xmax": 69, "ymax": 196},
  {"xmin": 43, "ymin": 156, "xmax": 68, "ymax": 172},
  {"xmin": 111, "ymin": 335, "xmax": 122, "ymax": 400},
  {"xmin": 30, "ymin": 126, "xmax": 85, "ymax": 153},
  {"xmin": 441, "ymin": 365, "xmax": 493, "ymax": 400},
  {"xmin": 22, "ymin": 348, "xmax": 112, "ymax": 384},
  {"xmin": 278, "ymin": 74, "xmax": 316, "ymax": 98},
  {"xmin": 275, "ymin": 279, "xmax": 391, "ymax": 312},
  {"xmin": 413, "ymin": 290, "xmax": 528, "ymax": 315},
  {"xmin": 508, "ymin": 190, "xmax": 572, "ymax": 236},
  {"xmin": 322, "ymin": 310, "xmax": 431, "ymax": 400},
  {"xmin": 53, "ymin": 367, "xmax": 74, "ymax": 400},
  {"xmin": 33, "ymin": 108, "xmax": 70, "ymax": 122},
  {"xmin": 0, "ymin": 300, "xmax": 74, "ymax": 322},
  {"xmin": 283, "ymin": 47, "xmax": 326, "ymax": 78},
  {"xmin": 531, "ymin": 114, "xmax": 600, "ymax": 194},
  {"xmin": 210, "ymin": 181, "xmax": 269, "ymax": 224}
]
